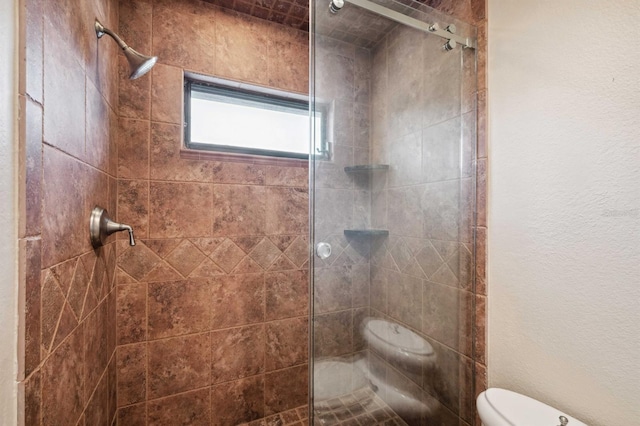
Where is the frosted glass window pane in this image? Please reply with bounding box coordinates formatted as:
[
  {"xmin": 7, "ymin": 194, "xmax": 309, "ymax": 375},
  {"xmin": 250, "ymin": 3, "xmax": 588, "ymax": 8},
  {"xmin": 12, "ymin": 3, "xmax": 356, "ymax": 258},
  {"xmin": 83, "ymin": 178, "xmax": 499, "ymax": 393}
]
[{"xmin": 189, "ymin": 87, "xmax": 319, "ymax": 157}]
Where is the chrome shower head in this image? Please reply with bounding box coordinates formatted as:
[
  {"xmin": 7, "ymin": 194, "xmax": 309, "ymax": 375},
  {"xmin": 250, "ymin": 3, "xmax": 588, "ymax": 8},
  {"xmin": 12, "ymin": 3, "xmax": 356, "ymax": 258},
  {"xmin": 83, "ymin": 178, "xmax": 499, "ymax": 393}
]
[{"xmin": 95, "ymin": 19, "xmax": 157, "ymax": 80}]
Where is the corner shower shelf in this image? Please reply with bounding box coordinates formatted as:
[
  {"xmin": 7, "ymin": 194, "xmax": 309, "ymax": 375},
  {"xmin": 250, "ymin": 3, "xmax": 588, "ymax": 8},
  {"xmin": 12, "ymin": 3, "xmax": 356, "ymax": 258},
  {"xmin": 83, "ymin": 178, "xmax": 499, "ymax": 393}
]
[
  {"xmin": 343, "ymin": 164, "xmax": 389, "ymax": 173},
  {"xmin": 344, "ymin": 229, "xmax": 389, "ymax": 238}
]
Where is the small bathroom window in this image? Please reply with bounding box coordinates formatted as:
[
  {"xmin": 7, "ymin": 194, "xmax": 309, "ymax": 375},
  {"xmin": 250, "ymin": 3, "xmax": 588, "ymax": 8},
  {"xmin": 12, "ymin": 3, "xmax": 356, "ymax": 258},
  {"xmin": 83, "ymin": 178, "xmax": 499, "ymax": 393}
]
[{"xmin": 184, "ymin": 74, "xmax": 324, "ymax": 159}]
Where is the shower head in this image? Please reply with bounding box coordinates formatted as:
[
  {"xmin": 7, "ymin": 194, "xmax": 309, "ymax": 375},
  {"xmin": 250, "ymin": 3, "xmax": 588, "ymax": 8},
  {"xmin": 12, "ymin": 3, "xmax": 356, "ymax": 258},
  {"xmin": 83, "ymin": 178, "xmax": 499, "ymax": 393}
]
[
  {"xmin": 95, "ymin": 19, "xmax": 157, "ymax": 80},
  {"xmin": 122, "ymin": 47, "xmax": 157, "ymax": 80}
]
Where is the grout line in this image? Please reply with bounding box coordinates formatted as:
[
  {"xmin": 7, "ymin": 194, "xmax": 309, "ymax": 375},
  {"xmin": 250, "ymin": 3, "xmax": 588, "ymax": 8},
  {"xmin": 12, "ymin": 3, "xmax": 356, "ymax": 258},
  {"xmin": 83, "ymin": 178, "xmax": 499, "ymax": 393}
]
[
  {"xmin": 116, "ymin": 313, "xmax": 309, "ymax": 348},
  {"xmin": 42, "ymin": 272, "xmax": 69, "ymax": 354},
  {"xmin": 141, "ymin": 177, "xmax": 310, "ymax": 189},
  {"xmin": 41, "ymin": 141, "xmax": 117, "ymax": 180}
]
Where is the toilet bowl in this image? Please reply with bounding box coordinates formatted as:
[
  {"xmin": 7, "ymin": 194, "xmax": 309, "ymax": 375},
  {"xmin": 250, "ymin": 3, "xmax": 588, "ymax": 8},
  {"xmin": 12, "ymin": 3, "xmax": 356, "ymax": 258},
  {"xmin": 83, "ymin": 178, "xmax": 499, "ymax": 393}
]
[
  {"xmin": 361, "ymin": 317, "xmax": 436, "ymax": 371},
  {"xmin": 477, "ymin": 388, "xmax": 588, "ymax": 426}
]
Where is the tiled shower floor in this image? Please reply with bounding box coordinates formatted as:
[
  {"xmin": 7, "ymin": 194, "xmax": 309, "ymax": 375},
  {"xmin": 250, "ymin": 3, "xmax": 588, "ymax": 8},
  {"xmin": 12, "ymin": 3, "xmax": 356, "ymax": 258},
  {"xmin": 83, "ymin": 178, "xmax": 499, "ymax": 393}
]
[
  {"xmin": 313, "ymin": 387, "xmax": 408, "ymax": 426},
  {"xmin": 237, "ymin": 388, "xmax": 407, "ymax": 426},
  {"xmin": 240, "ymin": 405, "xmax": 309, "ymax": 426}
]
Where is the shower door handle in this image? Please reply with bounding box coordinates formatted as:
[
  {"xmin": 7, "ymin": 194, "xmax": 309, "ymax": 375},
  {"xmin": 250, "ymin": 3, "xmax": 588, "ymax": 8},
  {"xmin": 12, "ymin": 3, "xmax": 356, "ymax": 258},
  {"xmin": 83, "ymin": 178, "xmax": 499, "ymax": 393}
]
[{"xmin": 315, "ymin": 242, "xmax": 332, "ymax": 260}]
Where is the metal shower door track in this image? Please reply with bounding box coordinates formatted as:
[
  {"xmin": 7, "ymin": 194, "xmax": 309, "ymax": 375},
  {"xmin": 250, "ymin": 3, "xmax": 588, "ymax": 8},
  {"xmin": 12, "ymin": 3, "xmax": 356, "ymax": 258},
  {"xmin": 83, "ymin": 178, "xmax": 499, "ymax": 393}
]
[{"xmin": 344, "ymin": 0, "xmax": 476, "ymax": 49}]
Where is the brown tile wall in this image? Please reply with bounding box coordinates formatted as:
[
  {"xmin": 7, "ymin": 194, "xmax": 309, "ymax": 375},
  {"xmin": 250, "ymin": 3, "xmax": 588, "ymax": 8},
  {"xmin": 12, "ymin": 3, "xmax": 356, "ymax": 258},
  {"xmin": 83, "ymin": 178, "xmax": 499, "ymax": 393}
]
[
  {"xmin": 115, "ymin": 1, "xmax": 310, "ymax": 424},
  {"xmin": 395, "ymin": 1, "xmax": 488, "ymax": 424},
  {"xmin": 310, "ymin": 5, "xmax": 486, "ymax": 424},
  {"xmin": 432, "ymin": 1, "xmax": 488, "ymax": 424},
  {"xmin": 364, "ymin": 18, "xmax": 477, "ymax": 424},
  {"xmin": 343, "ymin": 1, "xmax": 487, "ymax": 425},
  {"xmin": 311, "ymin": 35, "xmax": 373, "ymax": 364},
  {"xmin": 16, "ymin": 0, "xmax": 487, "ymax": 423},
  {"xmin": 18, "ymin": 0, "xmax": 120, "ymax": 424},
  {"xmin": 423, "ymin": 6, "xmax": 489, "ymax": 408},
  {"xmin": 471, "ymin": 2, "xmax": 488, "ymax": 425}
]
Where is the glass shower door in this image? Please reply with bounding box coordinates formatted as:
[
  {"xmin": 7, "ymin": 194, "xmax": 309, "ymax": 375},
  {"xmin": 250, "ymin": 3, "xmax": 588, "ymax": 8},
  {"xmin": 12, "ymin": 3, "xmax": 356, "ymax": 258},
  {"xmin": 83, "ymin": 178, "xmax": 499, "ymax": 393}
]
[{"xmin": 310, "ymin": 0, "xmax": 477, "ymax": 424}]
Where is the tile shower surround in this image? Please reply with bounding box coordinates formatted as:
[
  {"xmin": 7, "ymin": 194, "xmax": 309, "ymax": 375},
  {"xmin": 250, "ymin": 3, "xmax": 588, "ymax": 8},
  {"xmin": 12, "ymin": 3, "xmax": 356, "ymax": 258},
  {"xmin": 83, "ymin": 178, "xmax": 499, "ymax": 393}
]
[
  {"xmin": 364, "ymin": 22, "xmax": 469, "ymax": 426},
  {"xmin": 18, "ymin": 0, "xmax": 120, "ymax": 424},
  {"xmin": 366, "ymin": 6, "xmax": 487, "ymax": 424},
  {"xmin": 16, "ymin": 0, "xmax": 487, "ymax": 424},
  {"xmin": 310, "ymin": 27, "xmax": 375, "ymax": 379},
  {"xmin": 116, "ymin": 0, "xmax": 310, "ymax": 424}
]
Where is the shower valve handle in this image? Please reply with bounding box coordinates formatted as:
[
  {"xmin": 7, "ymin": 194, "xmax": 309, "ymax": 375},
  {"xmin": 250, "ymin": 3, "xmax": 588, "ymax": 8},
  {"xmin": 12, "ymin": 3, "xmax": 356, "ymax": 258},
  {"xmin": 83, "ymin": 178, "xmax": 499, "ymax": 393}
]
[{"xmin": 90, "ymin": 207, "xmax": 136, "ymax": 248}]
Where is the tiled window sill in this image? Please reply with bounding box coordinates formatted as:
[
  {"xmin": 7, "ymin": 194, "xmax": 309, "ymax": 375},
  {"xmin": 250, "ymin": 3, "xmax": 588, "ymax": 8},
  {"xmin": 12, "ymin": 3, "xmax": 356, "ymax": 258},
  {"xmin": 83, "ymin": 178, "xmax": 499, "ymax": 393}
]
[{"xmin": 180, "ymin": 149, "xmax": 308, "ymax": 168}]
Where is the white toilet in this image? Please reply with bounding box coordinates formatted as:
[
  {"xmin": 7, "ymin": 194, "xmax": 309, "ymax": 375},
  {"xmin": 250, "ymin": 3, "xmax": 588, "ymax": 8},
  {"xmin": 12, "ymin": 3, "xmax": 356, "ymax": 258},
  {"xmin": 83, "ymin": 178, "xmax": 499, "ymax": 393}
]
[
  {"xmin": 477, "ymin": 388, "xmax": 588, "ymax": 426},
  {"xmin": 361, "ymin": 317, "xmax": 436, "ymax": 371}
]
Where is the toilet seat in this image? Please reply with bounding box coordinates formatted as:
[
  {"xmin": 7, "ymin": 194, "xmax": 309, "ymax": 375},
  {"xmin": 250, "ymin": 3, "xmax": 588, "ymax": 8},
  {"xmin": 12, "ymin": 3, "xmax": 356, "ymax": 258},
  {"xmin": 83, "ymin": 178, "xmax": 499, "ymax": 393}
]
[{"xmin": 477, "ymin": 388, "xmax": 588, "ymax": 426}]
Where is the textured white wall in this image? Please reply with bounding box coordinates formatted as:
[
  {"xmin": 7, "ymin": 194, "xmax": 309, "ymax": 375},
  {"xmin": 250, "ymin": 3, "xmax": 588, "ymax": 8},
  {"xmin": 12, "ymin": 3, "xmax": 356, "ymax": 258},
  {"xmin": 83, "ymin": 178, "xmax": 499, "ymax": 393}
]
[
  {"xmin": 487, "ymin": 1, "xmax": 640, "ymax": 425},
  {"xmin": 0, "ymin": 0, "xmax": 18, "ymax": 423}
]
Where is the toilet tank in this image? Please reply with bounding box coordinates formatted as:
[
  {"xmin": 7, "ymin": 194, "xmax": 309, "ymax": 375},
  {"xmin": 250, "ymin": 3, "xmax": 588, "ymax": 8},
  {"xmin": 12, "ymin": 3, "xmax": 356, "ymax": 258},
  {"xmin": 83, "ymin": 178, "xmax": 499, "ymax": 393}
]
[{"xmin": 477, "ymin": 388, "xmax": 588, "ymax": 426}]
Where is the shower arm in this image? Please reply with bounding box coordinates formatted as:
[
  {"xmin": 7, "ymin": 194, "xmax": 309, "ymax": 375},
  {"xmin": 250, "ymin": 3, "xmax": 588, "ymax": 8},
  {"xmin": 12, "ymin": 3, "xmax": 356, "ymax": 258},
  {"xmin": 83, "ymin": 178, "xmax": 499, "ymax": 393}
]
[{"xmin": 95, "ymin": 20, "xmax": 129, "ymax": 50}]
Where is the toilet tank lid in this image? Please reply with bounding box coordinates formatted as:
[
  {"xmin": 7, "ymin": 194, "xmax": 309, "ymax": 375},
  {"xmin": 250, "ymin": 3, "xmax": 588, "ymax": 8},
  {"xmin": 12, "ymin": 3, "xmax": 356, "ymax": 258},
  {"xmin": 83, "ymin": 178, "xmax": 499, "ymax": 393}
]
[{"xmin": 483, "ymin": 388, "xmax": 588, "ymax": 426}]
